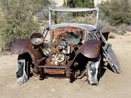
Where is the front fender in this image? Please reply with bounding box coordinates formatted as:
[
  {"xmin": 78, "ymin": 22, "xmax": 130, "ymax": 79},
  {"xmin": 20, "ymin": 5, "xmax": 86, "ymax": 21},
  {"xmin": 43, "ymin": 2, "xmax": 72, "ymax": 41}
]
[
  {"xmin": 10, "ymin": 39, "xmax": 44, "ymax": 65},
  {"xmin": 66, "ymin": 40, "xmax": 102, "ymax": 77},
  {"xmin": 10, "ymin": 39, "xmax": 32, "ymax": 55},
  {"xmin": 78, "ymin": 40, "xmax": 102, "ymax": 58}
]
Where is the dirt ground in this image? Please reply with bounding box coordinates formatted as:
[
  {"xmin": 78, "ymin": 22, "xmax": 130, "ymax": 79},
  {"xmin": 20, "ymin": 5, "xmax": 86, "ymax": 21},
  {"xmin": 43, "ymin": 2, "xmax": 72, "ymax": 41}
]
[{"xmin": 0, "ymin": 32, "xmax": 131, "ymax": 98}]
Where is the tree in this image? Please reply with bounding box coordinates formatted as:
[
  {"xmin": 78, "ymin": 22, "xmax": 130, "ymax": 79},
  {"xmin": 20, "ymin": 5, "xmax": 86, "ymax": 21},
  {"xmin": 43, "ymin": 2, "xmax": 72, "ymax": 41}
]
[
  {"xmin": 98, "ymin": 0, "xmax": 131, "ymax": 26},
  {"xmin": 63, "ymin": 0, "xmax": 67, "ymax": 7},
  {"xmin": 66, "ymin": 0, "xmax": 94, "ymax": 8},
  {"xmin": 63, "ymin": 0, "xmax": 94, "ymax": 17},
  {"xmin": 0, "ymin": 0, "xmax": 50, "ymax": 50}
]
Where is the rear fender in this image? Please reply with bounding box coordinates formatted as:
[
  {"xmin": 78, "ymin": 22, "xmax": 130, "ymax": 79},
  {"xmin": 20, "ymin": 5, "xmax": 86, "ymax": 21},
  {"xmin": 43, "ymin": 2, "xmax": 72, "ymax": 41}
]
[{"xmin": 10, "ymin": 39, "xmax": 44, "ymax": 65}]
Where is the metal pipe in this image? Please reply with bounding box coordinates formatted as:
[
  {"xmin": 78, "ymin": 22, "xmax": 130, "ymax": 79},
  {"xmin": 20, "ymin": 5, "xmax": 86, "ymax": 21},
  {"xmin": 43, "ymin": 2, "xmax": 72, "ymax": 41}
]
[
  {"xmin": 54, "ymin": 12, "xmax": 57, "ymax": 24},
  {"xmin": 49, "ymin": 8, "xmax": 52, "ymax": 25}
]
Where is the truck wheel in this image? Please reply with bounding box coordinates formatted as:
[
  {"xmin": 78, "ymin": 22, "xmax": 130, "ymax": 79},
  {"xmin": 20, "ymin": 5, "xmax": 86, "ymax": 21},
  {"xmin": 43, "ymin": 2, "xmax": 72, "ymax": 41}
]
[{"xmin": 87, "ymin": 54, "xmax": 102, "ymax": 85}]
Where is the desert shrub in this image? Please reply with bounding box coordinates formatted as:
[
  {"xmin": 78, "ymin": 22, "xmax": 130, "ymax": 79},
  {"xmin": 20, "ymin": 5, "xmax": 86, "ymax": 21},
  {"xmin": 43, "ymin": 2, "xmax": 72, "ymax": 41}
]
[
  {"xmin": 74, "ymin": 13, "xmax": 96, "ymax": 25},
  {"xmin": 63, "ymin": 0, "xmax": 94, "ymax": 17},
  {"xmin": 35, "ymin": 0, "xmax": 51, "ymax": 20},
  {"xmin": 59, "ymin": 12, "xmax": 76, "ymax": 23},
  {"xmin": 62, "ymin": 0, "xmax": 96, "ymax": 24},
  {"xmin": 66, "ymin": 0, "xmax": 94, "ymax": 8},
  {"xmin": 0, "ymin": 0, "xmax": 50, "ymax": 50},
  {"xmin": 57, "ymin": 16, "xmax": 61, "ymax": 24},
  {"xmin": 98, "ymin": 0, "xmax": 131, "ymax": 26}
]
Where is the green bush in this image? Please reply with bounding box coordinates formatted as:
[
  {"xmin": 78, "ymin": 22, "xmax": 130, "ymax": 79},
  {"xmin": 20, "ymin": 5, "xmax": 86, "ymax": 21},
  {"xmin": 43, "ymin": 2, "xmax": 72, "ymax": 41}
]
[
  {"xmin": 98, "ymin": 0, "xmax": 131, "ymax": 26},
  {"xmin": 0, "ymin": 0, "xmax": 50, "ymax": 50},
  {"xmin": 66, "ymin": 0, "xmax": 94, "ymax": 8},
  {"xmin": 63, "ymin": 0, "xmax": 94, "ymax": 17}
]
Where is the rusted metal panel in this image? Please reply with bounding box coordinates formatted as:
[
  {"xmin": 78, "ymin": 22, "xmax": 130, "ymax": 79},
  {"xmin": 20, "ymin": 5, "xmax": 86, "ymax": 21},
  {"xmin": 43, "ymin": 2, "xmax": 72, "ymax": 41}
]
[
  {"xmin": 52, "ymin": 26, "xmax": 86, "ymax": 42},
  {"xmin": 10, "ymin": 39, "xmax": 31, "ymax": 55},
  {"xmin": 78, "ymin": 40, "xmax": 102, "ymax": 58},
  {"xmin": 10, "ymin": 39, "xmax": 44, "ymax": 66},
  {"xmin": 48, "ymin": 23, "xmax": 96, "ymax": 32},
  {"xmin": 94, "ymin": 31, "xmax": 120, "ymax": 73},
  {"xmin": 30, "ymin": 33, "xmax": 44, "ymax": 45},
  {"xmin": 44, "ymin": 69, "xmax": 65, "ymax": 74},
  {"xmin": 103, "ymin": 44, "xmax": 120, "ymax": 73},
  {"xmin": 65, "ymin": 40, "xmax": 102, "ymax": 78}
]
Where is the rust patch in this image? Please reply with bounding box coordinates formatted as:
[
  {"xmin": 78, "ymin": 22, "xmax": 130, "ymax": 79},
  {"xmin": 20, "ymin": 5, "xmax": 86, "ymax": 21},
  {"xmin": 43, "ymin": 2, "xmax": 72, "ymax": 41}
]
[
  {"xmin": 78, "ymin": 40, "xmax": 102, "ymax": 58},
  {"xmin": 52, "ymin": 26, "xmax": 86, "ymax": 42},
  {"xmin": 10, "ymin": 39, "xmax": 44, "ymax": 66},
  {"xmin": 44, "ymin": 69, "xmax": 65, "ymax": 74}
]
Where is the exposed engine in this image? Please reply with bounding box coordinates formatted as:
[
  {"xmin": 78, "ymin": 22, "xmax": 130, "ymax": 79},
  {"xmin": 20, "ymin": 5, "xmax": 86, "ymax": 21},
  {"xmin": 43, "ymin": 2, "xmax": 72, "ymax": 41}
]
[
  {"xmin": 46, "ymin": 52, "xmax": 66, "ymax": 66},
  {"xmin": 29, "ymin": 31, "xmax": 83, "ymax": 67},
  {"xmin": 46, "ymin": 31, "xmax": 83, "ymax": 66}
]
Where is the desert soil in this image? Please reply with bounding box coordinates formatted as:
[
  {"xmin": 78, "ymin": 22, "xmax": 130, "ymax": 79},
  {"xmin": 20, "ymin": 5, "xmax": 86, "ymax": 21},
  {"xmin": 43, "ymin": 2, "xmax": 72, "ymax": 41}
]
[{"xmin": 0, "ymin": 32, "xmax": 131, "ymax": 98}]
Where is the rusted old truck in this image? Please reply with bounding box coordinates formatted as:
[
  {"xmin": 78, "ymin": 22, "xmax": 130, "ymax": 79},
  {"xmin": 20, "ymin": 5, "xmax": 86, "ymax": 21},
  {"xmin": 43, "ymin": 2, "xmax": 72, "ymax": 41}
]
[{"xmin": 10, "ymin": 8, "xmax": 120, "ymax": 85}]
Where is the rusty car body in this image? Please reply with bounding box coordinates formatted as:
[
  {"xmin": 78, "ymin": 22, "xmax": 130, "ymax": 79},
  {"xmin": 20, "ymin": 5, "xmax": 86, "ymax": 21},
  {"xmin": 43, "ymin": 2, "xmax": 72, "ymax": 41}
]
[{"xmin": 10, "ymin": 8, "xmax": 120, "ymax": 85}]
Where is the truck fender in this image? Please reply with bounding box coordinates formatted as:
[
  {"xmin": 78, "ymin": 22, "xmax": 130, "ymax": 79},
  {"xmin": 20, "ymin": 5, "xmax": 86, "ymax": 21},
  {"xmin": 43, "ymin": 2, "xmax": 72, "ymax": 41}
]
[
  {"xmin": 10, "ymin": 39, "xmax": 44, "ymax": 65},
  {"xmin": 66, "ymin": 40, "xmax": 102, "ymax": 77},
  {"xmin": 10, "ymin": 39, "xmax": 31, "ymax": 55},
  {"xmin": 78, "ymin": 40, "xmax": 102, "ymax": 58}
]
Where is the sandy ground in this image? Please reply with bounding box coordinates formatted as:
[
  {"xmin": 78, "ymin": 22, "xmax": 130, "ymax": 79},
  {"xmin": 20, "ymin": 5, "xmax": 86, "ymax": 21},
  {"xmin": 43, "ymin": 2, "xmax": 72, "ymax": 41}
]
[{"xmin": 0, "ymin": 32, "xmax": 131, "ymax": 98}]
